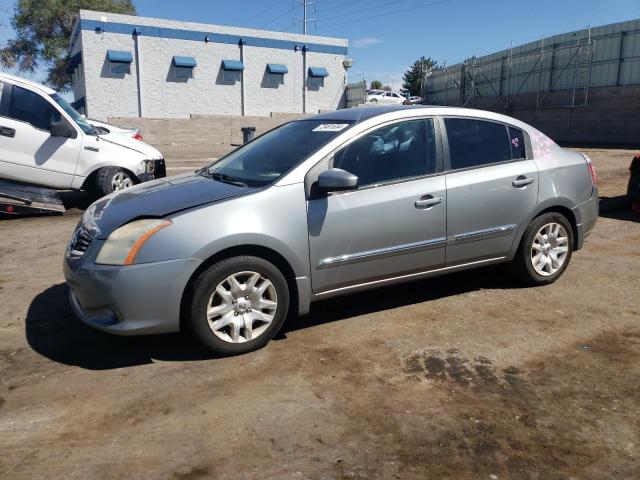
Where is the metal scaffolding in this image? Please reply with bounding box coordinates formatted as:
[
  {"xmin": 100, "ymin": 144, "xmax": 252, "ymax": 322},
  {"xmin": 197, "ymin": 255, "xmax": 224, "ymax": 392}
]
[{"xmin": 425, "ymin": 20, "xmax": 640, "ymax": 110}]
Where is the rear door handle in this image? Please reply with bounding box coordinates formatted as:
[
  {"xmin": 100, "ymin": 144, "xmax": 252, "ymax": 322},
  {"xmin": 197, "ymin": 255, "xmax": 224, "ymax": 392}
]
[
  {"xmin": 512, "ymin": 176, "xmax": 534, "ymax": 187},
  {"xmin": 415, "ymin": 195, "xmax": 443, "ymax": 209},
  {"xmin": 0, "ymin": 126, "xmax": 15, "ymax": 138}
]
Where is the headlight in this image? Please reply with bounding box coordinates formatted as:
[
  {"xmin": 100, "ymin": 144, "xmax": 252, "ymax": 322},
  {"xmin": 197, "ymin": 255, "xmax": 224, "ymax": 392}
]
[
  {"xmin": 139, "ymin": 159, "xmax": 156, "ymax": 174},
  {"xmin": 95, "ymin": 219, "xmax": 171, "ymax": 266}
]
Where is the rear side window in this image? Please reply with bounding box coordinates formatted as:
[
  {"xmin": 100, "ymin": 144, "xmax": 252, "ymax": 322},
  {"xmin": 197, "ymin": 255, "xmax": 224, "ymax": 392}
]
[
  {"xmin": 445, "ymin": 118, "xmax": 510, "ymax": 170},
  {"xmin": 509, "ymin": 127, "xmax": 526, "ymax": 159},
  {"xmin": 8, "ymin": 85, "xmax": 60, "ymax": 131}
]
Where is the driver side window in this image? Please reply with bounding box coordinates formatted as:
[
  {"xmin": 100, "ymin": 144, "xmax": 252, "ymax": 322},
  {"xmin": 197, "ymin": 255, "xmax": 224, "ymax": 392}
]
[
  {"xmin": 8, "ymin": 85, "xmax": 60, "ymax": 131},
  {"xmin": 332, "ymin": 119, "xmax": 436, "ymax": 188}
]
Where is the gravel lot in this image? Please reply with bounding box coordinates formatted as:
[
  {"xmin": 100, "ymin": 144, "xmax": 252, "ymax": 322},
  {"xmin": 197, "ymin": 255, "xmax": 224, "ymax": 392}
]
[{"xmin": 1, "ymin": 149, "xmax": 638, "ymax": 480}]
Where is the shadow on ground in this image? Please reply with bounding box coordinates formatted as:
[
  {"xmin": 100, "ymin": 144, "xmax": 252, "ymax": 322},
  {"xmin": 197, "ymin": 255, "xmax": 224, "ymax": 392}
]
[
  {"xmin": 599, "ymin": 195, "xmax": 639, "ymax": 223},
  {"xmin": 58, "ymin": 190, "xmax": 93, "ymax": 211},
  {"xmin": 26, "ymin": 266, "xmax": 523, "ymax": 370}
]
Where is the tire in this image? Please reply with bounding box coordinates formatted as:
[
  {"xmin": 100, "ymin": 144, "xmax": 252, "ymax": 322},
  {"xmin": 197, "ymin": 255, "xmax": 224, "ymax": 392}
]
[
  {"xmin": 509, "ymin": 212, "xmax": 574, "ymax": 285},
  {"xmin": 186, "ymin": 256, "xmax": 290, "ymax": 356},
  {"xmin": 93, "ymin": 167, "xmax": 135, "ymax": 199},
  {"xmin": 370, "ymin": 98, "xmax": 378, "ymax": 103}
]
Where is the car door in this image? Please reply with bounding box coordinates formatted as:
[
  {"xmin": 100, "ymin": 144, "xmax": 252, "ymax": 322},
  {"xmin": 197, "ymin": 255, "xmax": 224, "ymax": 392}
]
[
  {"xmin": 380, "ymin": 92, "xmax": 393, "ymax": 104},
  {"xmin": 391, "ymin": 92, "xmax": 403, "ymax": 104},
  {"xmin": 0, "ymin": 83, "xmax": 81, "ymax": 189},
  {"xmin": 442, "ymin": 117, "xmax": 539, "ymax": 265},
  {"xmin": 307, "ymin": 118, "xmax": 446, "ymax": 294}
]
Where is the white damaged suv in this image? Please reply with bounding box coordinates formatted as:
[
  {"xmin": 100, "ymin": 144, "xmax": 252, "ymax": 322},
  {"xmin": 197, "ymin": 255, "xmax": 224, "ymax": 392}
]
[{"xmin": 0, "ymin": 73, "xmax": 165, "ymax": 199}]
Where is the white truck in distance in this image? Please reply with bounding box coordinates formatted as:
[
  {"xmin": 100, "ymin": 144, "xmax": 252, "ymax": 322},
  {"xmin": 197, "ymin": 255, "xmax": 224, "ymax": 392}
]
[{"xmin": 0, "ymin": 73, "xmax": 165, "ymax": 199}]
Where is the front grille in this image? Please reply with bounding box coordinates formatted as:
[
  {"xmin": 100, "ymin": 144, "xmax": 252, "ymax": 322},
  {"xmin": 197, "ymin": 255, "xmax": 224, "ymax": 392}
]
[{"xmin": 68, "ymin": 226, "xmax": 93, "ymax": 257}]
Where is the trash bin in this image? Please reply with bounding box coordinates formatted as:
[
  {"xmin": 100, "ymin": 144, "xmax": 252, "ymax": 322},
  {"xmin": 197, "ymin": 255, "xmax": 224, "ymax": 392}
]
[{"xmin": 241, "ymin": 126, "xmax": 256, "ymax": 144}]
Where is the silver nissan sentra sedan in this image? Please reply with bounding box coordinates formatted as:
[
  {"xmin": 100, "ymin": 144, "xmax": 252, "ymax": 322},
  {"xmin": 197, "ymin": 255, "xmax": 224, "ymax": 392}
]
[{"xmin": 64, "ymin": 106, "xmax": 598, "ymax": 356}]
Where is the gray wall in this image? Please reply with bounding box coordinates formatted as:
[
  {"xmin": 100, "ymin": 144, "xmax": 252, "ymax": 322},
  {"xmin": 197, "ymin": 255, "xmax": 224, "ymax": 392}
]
[
  {"xmin": 72, "ymin": 10, "xmax": 348, "ymax": 120},
  {"xmin": 109, "ymin": 112, "xmax": 311, "ymax": 159},
  {"xmin": 424, "ymin": 19, "xmax": 640, "ymax": 146}
]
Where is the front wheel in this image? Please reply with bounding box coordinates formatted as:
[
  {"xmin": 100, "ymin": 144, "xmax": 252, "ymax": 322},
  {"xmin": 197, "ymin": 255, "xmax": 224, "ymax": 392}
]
[
  {"xmin": 93, "ymin": 167, "xmax": 135, "ymax": 199},
  {"xmin": 510, "ymin": 212, "xmax": 574, "ymax": 285},
  {"xmin": 186, "ymin": 256, "xmax": 290, "ymax": 356}
]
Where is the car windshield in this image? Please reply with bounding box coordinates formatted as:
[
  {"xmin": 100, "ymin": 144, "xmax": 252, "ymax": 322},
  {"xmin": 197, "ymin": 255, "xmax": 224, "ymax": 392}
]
[
  {"xmin": 205, "ymin": 120, "xmax": 353, "ymax": 187},
  {"xmin": 50, "ymin": 93, "xmax": 96, "ymax": 135}
]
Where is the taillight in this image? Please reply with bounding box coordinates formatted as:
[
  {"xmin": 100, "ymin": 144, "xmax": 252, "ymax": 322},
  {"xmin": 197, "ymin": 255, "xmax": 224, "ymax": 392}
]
[
  {"xmin": 132, "ymin": 132, "xmax": 143, "ymax": 141},
  {"xmin": 583, "ymin": 154, "xmax": 598, "ymax": 187}
]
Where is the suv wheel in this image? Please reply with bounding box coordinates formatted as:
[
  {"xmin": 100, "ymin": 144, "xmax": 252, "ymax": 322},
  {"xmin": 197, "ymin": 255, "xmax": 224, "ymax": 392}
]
[
  {"xmin": 510, "ymin": 212, "xmax": 574, "ymax": 285},
  {"xmin": 94, "ymin": 167, "xmax": 135, "ymax": 198},
  {"xmin": 187, "ymin": 256, "xmax": 290, "ymax": 356}
]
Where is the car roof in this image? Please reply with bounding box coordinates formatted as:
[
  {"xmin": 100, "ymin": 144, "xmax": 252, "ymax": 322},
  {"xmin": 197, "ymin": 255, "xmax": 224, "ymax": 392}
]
[
  {"xmin": 309, "ymin": 105, "xmax": 434, "ymax": 122},
  {"xmin": 0, "ymin": 72, "xmax": 57, "ymax": 95},
  {"xmin": 305, "ymin": 105, "xmax": 540, "ymax": 131}
]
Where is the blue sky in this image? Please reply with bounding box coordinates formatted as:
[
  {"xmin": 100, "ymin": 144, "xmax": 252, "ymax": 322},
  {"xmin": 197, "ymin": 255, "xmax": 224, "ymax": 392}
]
[{"xmin": 1, "ymin": 0, "xmax": 640, "ymax": 90}]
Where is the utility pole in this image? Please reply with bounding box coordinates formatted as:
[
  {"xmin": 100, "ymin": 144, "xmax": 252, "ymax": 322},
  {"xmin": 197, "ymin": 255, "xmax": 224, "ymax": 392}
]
[{"xmin": 294, "ymin": 0, "xmax": 317, "ymax": 35}]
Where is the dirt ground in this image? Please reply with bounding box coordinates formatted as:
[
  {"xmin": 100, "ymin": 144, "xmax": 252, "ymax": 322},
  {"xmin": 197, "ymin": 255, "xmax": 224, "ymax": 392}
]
[{"xmin": 0, "ymin": 149, "xmax": 638, "ymax": 480}]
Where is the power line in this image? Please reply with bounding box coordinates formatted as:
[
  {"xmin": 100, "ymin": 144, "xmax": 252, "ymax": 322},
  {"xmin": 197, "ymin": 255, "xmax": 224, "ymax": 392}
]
[
  {"xmin": 260, "ymin": 6, "xmax": 295, "ymax": 29},
  {"xmin": 321, "ymin": 0, "xmax": 431, "ymax": 23},
  {"xmin": 245, "ymin": 0, "xmax": 287, "ymax": 26},
  {"xmin": 317, "ymin": 0, "xmax": 449, "ymax": 30},
  {"xmin": 320, "ymin": 0, "xmax": 369, "ymax": 13}
]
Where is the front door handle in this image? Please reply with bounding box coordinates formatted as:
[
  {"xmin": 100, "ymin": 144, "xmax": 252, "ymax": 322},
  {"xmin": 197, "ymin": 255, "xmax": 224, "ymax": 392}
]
[
  {"xmin": 512, "ymin": 176, "xmax": 534, "ymax": 188},
  {"xmin": 415, "ymin": 195, "xmax": 443, "ymax": 209},
  {"xmin": 0, "ymin": 126, "xmax": 15, "ymax": 138}
]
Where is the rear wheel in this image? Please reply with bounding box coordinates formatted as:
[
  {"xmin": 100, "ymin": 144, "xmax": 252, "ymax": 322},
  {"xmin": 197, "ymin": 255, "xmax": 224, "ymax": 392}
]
[
  {"xmin": 187, "ymin": 256, "xmax": 289, "ymax": 356},
  {"xmin": 510, "ymin": 212, "xmax": 573, "ymax": 285},
  {"xmin": 93, "ymin": 167, "xmax": 135, "ymax": 199}
]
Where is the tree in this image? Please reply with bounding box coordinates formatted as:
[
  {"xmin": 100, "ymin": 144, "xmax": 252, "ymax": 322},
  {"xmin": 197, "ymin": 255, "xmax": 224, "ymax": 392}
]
[
  {"xmin": 382, "ymin": 84, "xmax": 391, "ymax": 91},
  {"xmin": 402, "ymin": 56, "xmax": 437, "ymax": 97},
  {"xmin": 369, "ymin": 79, "xmax": 382, "ymax": 90},
  {"xmin": 1, "ymin": 0, "xmax": 136, "ymax": 91}
]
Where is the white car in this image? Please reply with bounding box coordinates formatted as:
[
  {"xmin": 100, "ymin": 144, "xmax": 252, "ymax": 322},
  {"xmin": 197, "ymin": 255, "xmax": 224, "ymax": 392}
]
[
  {"xmin": 87, "ymin": 118, "xmax": 143, "ymax": 141},
  {"xmin": 366, "ymin": 91, "xmax": 406, "ymax": 105},
  {"xmin": 0, "ymin": 72, "xmax": 165, "ymax": 199}
]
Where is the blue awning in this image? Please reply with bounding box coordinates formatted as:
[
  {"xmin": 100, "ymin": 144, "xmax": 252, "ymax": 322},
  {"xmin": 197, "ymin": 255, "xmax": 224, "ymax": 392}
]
[
  {"xmin": 267, "ymin": 63, "xmax": 288, "ymax": 74},
  {"xmin": 173, "ymin": 56, "xmax": 197, "ymax": 68},
  {"xmin": 308, "ymin": 67, "xmax": 329, "ymax": 78},
  {"xmin": 222, "ymin": 60, "xmax": 244, "ymax": 71},
  {"xmin": 107, "ymin": 50, "xmax": 133, "ymax": 63}
]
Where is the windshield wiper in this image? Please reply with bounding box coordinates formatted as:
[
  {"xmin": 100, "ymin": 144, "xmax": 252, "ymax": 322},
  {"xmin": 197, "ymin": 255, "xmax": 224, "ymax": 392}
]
[{"xmin": 207, "ymin": 171, "xmax": 248, "ymax": 187}]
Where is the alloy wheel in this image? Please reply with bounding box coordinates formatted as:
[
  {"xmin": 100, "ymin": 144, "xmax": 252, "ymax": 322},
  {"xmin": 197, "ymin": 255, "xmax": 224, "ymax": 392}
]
[
  {"xmin": 530, "ymin": 222, "xmax": 569, "ymax": 276},
  {"xmin": 206, "ymin": 271, "xmax": 278, "ymax": 343},
  {"xmin": 111, "ymin": 171, "xmax": 133, "ymax": 191}
]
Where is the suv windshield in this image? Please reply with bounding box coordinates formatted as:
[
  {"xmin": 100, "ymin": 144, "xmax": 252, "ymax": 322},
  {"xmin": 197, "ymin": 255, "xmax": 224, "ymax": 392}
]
[
  {"xmin": 50, "ymin": 93, "xmax": 96, "ymax": 135},
  {"xmin": 206, "ymin": 120, "xmax": 353, "ymax": 187}
]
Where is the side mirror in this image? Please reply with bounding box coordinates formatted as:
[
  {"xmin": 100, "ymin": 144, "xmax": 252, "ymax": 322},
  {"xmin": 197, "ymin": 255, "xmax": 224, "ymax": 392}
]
[
  {"xmin": 317, "ymin": 168, "xmax": 358, "ymax": 193},
  {"xmin": 50, "ymin": 119, "xmax": 77, "ymax": 139}
]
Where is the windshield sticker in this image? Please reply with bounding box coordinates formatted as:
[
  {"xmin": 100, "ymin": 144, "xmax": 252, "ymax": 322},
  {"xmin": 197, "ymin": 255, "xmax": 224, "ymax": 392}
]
[{"xmin": 312, "ymin": 123, "xmax": 350, "ymax": 132}]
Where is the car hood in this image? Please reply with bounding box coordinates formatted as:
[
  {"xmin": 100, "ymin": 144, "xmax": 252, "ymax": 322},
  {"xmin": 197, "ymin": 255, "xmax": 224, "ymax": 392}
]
[
  {"xmin": 99, "ymin": 133, "xmax": 163, "ymax": 160},
  {"xmin": 83, "ymin": 173, "xmax": 256, "ymax": 239}
]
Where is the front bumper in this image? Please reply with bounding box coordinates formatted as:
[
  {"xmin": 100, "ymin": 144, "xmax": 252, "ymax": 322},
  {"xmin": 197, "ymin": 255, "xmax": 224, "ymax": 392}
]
[
  {"xmin": 138, "ymin": 159, "xmax": 167, "ymax": 183},
  {"xmin": 64, "ymin": 241, "xmax": 201, "ymax": 335}
]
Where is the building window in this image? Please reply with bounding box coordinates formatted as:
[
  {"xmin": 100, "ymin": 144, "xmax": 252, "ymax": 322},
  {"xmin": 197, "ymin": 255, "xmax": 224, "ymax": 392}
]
[
  {"xmin": 107, "ymin": 50, "xmax": 132, "ymax": 76},
  {"xmin": 307, "ymin": 66, "xmax": 328, "ymax": 89},
  {"xmin": 221, "ymin": 59, "xmax": 244, "ymax": 83},
  {"xmin": 173, "ymin": 56, "xmax": 197, "ymax": 80},
  {"xmin": 266, "ymin": 64, "xmax": 288, "ymax": 88}
]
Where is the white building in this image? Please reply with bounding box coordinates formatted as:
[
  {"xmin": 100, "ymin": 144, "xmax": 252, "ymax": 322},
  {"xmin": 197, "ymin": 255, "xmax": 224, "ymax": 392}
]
[{"xmin": 68, "ymin": 10, "xmax": 350, "ymax": 119}]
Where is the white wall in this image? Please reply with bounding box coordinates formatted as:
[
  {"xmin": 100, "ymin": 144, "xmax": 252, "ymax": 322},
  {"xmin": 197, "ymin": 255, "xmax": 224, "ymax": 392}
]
[{"xmin": 74, "ymin": 10, "xmax": 349, "ymax": 120}]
